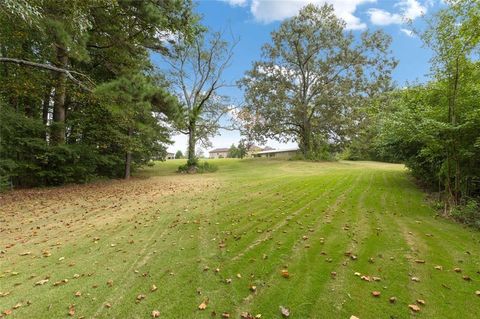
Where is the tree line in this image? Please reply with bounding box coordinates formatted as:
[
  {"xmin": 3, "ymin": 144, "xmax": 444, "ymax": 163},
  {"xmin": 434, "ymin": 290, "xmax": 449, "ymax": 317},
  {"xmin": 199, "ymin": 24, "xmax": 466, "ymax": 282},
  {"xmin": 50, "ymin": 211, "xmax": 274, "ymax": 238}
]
[
  {"xmin": 0, "ymin": 0, "xmax": 235, "ymax": 187},
  {"xmin": 344, "ymin": 0, "xmax": 480, "ymax": 224}
]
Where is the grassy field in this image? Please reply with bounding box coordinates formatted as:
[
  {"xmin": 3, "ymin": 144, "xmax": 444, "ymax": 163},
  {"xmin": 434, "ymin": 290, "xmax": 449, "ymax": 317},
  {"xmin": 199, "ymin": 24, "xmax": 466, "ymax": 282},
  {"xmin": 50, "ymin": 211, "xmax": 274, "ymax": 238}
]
[{"xmin": 1, "ymin": 159, "xmax": 479, "ymax": 318}]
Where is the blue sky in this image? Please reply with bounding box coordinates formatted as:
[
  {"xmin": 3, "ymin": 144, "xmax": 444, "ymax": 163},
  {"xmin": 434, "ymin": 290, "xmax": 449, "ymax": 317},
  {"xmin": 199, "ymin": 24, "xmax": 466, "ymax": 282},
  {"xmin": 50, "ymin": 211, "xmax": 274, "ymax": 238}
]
[{"xmin": 159, "ymin": 0, "xmax": 441, "ymax": 155}]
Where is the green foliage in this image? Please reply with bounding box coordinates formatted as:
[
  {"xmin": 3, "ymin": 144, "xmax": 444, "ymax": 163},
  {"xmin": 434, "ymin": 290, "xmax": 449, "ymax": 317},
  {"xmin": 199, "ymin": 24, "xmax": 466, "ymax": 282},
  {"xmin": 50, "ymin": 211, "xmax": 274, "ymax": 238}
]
[
  {"xmin": 175, "ymin": 150, "xmax": 184, "ymax": 159},
  {"xmin": 451, "ymin": 199, "xmax": 480, "ymax": 229},
  {"xmin": 239, "ymin": 3, "xmax": 396, "ymax": 159},
  {"xmin": 177, "ymin": 161, "xmax": 217, "ymax": 173},
  {"xmin": 227, "ymin": 144, "xmax": 238, "ymax": 158},
  {"xmin": 0, "ymin": 0, "xmax": 198, "ymax": 188}
]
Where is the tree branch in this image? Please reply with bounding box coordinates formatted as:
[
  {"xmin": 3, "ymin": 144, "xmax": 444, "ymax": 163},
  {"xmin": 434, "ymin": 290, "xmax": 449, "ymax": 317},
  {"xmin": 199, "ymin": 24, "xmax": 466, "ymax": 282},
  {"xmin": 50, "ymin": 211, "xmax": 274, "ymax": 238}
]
[{"xmin": 0, "ymin": 57, "xmax": 94, "ymax": 92}]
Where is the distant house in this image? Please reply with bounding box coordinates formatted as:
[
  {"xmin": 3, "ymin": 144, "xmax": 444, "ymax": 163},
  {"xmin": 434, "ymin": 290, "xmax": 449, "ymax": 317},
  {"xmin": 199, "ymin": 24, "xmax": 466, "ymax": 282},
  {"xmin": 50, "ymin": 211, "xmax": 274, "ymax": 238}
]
[
  {"xmin": 166, "ymin": 152, "xmax": 175, "ymax": 160},
  {"xmin": 253, "ymin": 147, "xmax": 300, "ymax": 159},
  {"xmin": 209, "ymin": 147, "xmax": 229, "ymax": 158},
  {"xmin": 247, "ymin": 145, "xmax": 275, "ymax": 157}
]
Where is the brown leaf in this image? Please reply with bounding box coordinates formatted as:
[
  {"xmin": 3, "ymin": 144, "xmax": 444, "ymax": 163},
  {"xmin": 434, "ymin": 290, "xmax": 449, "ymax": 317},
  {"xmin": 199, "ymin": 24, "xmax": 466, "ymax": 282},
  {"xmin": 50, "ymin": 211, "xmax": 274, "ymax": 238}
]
[
  {"xmin": 372, "ymin": 291, "xmax": 381, "ymax": 297},
  {"xmin": 68, "ymin": 304, "xmax": 75, "ymax": 316},
  {"xmin": 411, "ymin": 277, "xmax": 420, "ymax": 282},
  {"xmin": 151, "ymin": 284, "xmax": 158, "ymax": 292},
  {"xmin": 454, "ymin": 267, "xmax": 462, "ymax": 273},
  {"xmin": 475, "ymin": 290, "xmax": 480, "ymax": 296},
  {"xmin": 408, "ymin": 304, "xmax": 421, "ymax": 312},
  {"xmin": 221, "ymin": 312, "xmax": 231, "ymax": 318},
  {"xmin": 34, "ymin": 279, "xmax": 49, "ymax": 286},
  {"xmin": 198, "ymin": 301, "xmax": 207, "ymax": 310},
  {"xmin": 350, "ymin": 316, "xmax": 360, "ymax": 319},
  {"xmin": 281, "ymin": 269, "xmax": 290, "ymax": 278},
  {"xmin": 389, "ymin": 297, "xmax": 397, "ymax": 303},
  {"xmin": 463, "ymin": 275, "xmax": 471, "ymax": 281},
  {"xmin": 75, "ymin": 291, "xmax": 81, "ymax": 297},
  {"xmin": 13, "ymin": 303, "xmax": 22, "ymax": 309},
  {"xmin": 416, "ymin": 299, "xmax": 426, "ymax": 305},
  {"xmin": 434, "ymin": 265, "xmax": 443, "ymax": 270},
  {"xmin": 152, "ymin": 310, "xmax": 160, "ymax": 318},
  {"xmin": 280, "ymin": 306, "xmax": 290, "ymax": 317},
  {"xmin": 3, "ymin": 309, "xmax": 12, "ymax": 316},
  {"xmin": 107, "ymin": 279, "xmax": 113, "ymax": 287}
]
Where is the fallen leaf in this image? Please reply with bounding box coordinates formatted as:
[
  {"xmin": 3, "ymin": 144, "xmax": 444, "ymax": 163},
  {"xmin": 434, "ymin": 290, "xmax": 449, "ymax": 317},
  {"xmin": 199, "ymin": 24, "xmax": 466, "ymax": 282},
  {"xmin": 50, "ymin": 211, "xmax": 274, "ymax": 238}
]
[
  {"xmin": 34, "ymin": 279, "xmax": 49, "ymax": 286},
  {"xmin": 408, "ymin": 304, "xmax": 421, "ymax": 312},
  {"xmin": 3, "ymin": 309, "xmax": 12, "ymax": 316},
  {"xmin": 75, "ymin": 291, "xmax": 81, "ymax": 297},
  {"xmin": 434, "ymin": 265, "xmax": 443, "ymax": 270},
  {"xmin": 68, "ymin": 304, "xmax": 75, "ymax": 316},
  {"xmin": 411, "ymin": 277, "xmax": 420, "ymax": 282},
  {"xmin": 475, "ymin": 290, "xmax": 480, "ymax": 296},
  {"xmin": 281, "ymin": 269, "xmax": 290, "ymax": 278},
  {"xmin": 151, "ymin": 284, "xmax": 158, "ymax": 292},
  {"xmin": 389, "ymin": 297, "xmax": 397, "ymax": 303},
  {"xmin": 463, "ymin": 275, "xmax": 471, "ymax": 281},
  {"xmin": 13, "ymin": 303, "xmax": 22, "ymax": 309},
  {"xmin": 104, "ymin": 302, "xmax": 111, "ymax": 308},
  {"xmin": 152, "ymin": 310, "xmax": 160, "ymax": 318},
  {"xmin": 107, "ymin": 279, "xmax": 113, "ymax": 287},
  {"xmin": 280, "ymin": 305, "xmax": 290, "ymax": 317},
  {"xmin": 454, "ymin": 267, "xmax": 462, "ymax": 273},
  {"xmin": 372, "ymin": 291, "xmax": 381, "ymax": 297},
  {"xmin": 250, "ymin": 285, "xmax": 257, "ymax": 292},
  {"xmin": 198, "ymin": 301, "xmax": 207, "ymax": 310},
  {"xmin": 136, "ymin": 294, "xmax": 146, "ymax": 302},
  {"xmin": 221, "ymin": 312, "xmax": 230, "ymax": 318},
  {"xmin": 416, "ymin": 299, "xmax": 426, "ymax": 305},
  {"xmin": 350, "ymin": 316, "xmax": 360, "ymax": 319},
  {"xmin": 414, "ymin": 260, "xmax": 425, "ymax": 264}
]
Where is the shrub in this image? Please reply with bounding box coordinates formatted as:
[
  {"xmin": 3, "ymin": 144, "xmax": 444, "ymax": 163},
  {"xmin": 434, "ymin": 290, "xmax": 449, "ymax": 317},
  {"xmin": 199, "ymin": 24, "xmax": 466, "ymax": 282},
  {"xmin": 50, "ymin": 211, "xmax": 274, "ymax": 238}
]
[
  {"xmin": 178, "ymin": 161, "xmax": 218, "ymax": 174},
  {"xmin": 451, "ymin": 199, "xmax": 480, "ymax": 229}
]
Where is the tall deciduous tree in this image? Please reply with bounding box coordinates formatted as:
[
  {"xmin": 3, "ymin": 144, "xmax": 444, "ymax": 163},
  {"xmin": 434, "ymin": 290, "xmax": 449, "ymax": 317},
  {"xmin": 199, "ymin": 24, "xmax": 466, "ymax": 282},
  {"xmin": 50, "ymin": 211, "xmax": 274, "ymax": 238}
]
[
  {"xmin": 239, "ymin": 4, "xmax": 396, "ymax": 159},
  {"xmin": 164, "ymin": 30, "xmax": 237, "ymax": 167}
]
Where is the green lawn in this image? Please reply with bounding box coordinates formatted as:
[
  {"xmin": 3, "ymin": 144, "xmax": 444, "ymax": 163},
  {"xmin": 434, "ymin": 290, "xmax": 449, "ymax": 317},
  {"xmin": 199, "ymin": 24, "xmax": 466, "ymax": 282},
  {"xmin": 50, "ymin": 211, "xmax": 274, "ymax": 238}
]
[{"xmin": 1, "ymin": 159, "xmax": 479, "ymax": 318}]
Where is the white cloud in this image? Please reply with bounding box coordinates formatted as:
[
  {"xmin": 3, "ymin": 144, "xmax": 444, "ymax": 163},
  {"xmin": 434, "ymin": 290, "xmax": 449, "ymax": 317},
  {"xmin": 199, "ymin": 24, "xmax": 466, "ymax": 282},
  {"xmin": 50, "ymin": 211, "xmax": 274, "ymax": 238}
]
[
  {"xmin": 400, "ymin": 28, "xmax": 415, "ymax": 37},
  {"xmin": 224, "ymin": 0, "xmax": 248, "ymax": 6},
  {"xmin": 226, "ymin": 0, "xmax": 377, "ymax": 30},
  {"xmin": 368, "ymin": 0, "xmax": 427, "ymax": 26},
  {"xmin": 397, "ymin": 0, "xmax": 426, "ymax": 20},
  {"xmin": 367, "ymin": 8, "xmax": 402, "ymax": 25}
]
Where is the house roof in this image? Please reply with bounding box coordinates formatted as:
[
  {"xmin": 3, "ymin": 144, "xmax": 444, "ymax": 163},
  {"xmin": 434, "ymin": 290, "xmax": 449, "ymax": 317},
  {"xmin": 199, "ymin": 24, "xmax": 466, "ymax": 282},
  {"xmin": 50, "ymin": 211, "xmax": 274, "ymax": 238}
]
[
  {"xmin": 255, "ymin": 147, "xmax": 300, "ymax": 155},
  {"xmin": 209, "ymin": 148, "xmax": 230, "ymax": 153}
]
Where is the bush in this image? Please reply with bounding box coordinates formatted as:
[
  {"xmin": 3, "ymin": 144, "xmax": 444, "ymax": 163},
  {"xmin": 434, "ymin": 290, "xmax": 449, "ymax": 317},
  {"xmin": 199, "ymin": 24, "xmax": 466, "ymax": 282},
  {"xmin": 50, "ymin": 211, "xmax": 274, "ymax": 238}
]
[
  {"xmin": 177, "ymin": 161, "xmax": 218, "ymax": 174},
  {"xmin": 451, "ymin": 199, "xmax": 480, "ymax": 229}
]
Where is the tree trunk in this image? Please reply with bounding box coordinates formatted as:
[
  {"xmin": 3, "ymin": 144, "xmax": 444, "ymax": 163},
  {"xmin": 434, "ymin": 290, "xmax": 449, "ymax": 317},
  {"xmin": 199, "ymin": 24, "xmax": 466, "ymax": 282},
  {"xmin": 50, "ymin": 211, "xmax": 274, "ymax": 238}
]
[
  {"xmin": 124, "ymin": 127, "xmax": 133, "ymax": 179},
  {"xmin": 187, "ymin": 122, "xmax": 196, "ymax": 167},
  {"xmin": 51, "ymin": 46, "xmax": 68, "ymax": 145},
  {"xmin": 42, "ymin": 87, "xmax": 51, "ymax": 141},
  {"xmin": 300, "ymin": 122, "xmax": 312, "ymax": 159}
]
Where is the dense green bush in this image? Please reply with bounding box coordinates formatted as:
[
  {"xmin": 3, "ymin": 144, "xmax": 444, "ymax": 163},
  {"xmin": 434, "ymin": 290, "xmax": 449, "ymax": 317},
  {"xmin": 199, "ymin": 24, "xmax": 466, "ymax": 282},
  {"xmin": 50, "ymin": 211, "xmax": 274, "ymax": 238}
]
[{"xmin": 178, "ymin": 161, "xmax": 218, "ymax": 174}]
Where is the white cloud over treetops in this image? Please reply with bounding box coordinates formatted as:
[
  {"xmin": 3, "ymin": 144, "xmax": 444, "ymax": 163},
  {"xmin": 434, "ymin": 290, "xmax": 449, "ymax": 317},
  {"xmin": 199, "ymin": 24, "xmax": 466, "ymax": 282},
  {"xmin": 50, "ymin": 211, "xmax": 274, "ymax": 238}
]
[
  {"xmin": 226, "ymin": 0, "xmax": 377, "ymax": 30},
  {"xmin": 367, "ymin": 0, "xmax": 427, "ymax": 26},
  {"xmin": 224, "ymin": 0, "xmax": 430, "ymax": 30}
]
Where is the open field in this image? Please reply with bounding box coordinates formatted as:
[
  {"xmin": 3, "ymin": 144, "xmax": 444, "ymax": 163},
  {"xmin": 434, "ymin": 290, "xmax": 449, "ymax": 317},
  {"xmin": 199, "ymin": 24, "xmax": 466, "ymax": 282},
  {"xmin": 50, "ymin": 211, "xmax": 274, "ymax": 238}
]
[{"xmin": 1, "ymin": 159, "xmax": 479, "ymax": 318}]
